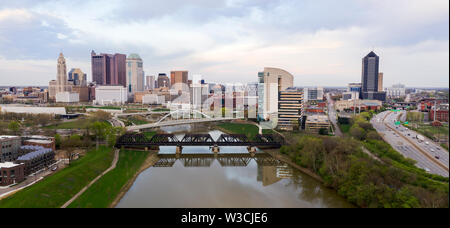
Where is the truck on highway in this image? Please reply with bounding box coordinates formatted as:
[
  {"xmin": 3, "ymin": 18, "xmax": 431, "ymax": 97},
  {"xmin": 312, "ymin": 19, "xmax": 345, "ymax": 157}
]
[{"xmin": 416, "ymin": 135, "xmax": 425, "ymax": 142}]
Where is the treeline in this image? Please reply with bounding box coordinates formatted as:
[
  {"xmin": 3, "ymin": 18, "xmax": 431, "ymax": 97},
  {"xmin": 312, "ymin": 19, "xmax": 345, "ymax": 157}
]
[
  {"xmin": 0, "ymin": 112, "xmax": 57, "ymax": 126},
  {"xmin": 55, "ymin": 111, "xmax": 125, "ymax": 150},
  {"xmin": 280, "ymin": 111, "xmax": 449, "ymax": 208},
  {"xmin": 406, "ymin": 112, "xmax": 424, "ymax": 122}
]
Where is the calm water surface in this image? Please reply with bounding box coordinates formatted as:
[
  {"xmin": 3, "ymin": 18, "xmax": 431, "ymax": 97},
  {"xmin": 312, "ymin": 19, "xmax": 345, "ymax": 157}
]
[{"xmin": 116, "ymin": 127, "xmax": 353, "ymax": 208}]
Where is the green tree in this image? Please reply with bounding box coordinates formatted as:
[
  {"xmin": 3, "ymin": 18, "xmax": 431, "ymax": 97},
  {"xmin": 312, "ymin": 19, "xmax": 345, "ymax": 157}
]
[
  {"xmin": 318, "ymin": 128, "xmax": 328, "ymax": 135},
  {"xmin": 90, "ymin": 121, "xmax": 109, "ymax": 149},
  {"xmin": 350, "ymin": 125, "xmax": 366, "ymax": 140},
  {"xmin": 8, "ymin": 121, "xmax": 21, "ymax": 135}
]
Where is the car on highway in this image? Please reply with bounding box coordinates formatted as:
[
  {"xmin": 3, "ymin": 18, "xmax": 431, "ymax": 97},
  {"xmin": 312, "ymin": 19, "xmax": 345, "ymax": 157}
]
[
  {"xmin": 425, "ymin": 168, "xmax": 431, "ymax": 173},
  {"xmin": 425, "ymin": 141, "xmax": 429, "ymax": 145},
  {"xmin": 436, "ymin": 147, "xmax": 441, "ymax": 150},
  {"xmin": 431, "ymin": 149, "xmax": 435, "ymax": 153},
  {"xmin": 435, "ymin": 155, "xmax": 440, "ymax": 160}
]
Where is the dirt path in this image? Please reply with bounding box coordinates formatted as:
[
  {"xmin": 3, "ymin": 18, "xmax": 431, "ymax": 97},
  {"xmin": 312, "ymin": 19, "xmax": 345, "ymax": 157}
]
[{"xmin": 60, "ymin": 148, "xmax": 119, "ymax": 208}]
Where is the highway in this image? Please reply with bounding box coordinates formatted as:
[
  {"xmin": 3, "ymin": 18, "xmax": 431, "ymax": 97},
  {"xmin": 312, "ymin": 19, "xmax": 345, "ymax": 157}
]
[
  {"xmin": 371, "ymin": 111, "xmax": 449, "ymax": 177},
  {"xmin": 326, "ymin": 93, "xmax": 343, "ymax": 137}
]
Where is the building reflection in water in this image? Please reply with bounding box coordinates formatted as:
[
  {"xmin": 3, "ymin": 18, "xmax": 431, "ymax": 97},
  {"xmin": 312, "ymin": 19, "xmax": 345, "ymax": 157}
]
[{"xmin": 154, "ymin": 151, "xmax": 294, "ymax": 188}]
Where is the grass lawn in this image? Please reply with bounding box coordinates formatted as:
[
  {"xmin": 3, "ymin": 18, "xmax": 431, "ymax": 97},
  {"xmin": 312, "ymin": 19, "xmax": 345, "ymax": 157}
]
[
  {"xmin": 217, "ymin": 123, "xmax": 259, "ymax": 140},
  {"xmin": 44, "ymin": 119, "xmax": 110, "ymax": 129},
  {"xmin": 128, "ymin": 117, "xmax": 149, "ymax": 125},
  {"xmin": 152, "ymin": 108, "xmax": 170, "ymax": 112},
  {"xmin": 68, "ymin": 150, "xmax": 149, "ymax": 208},
  {"xmin": 85, "ymin": 106, "xmax": 122, "ymax": 110},
  {"xmin": 0, "ymin": 146, "xmax": 114, "ymax": 208}
]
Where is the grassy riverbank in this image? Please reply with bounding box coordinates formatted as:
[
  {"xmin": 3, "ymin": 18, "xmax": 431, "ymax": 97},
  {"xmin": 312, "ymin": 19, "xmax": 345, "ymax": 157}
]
[
  {"xmin": 217, "ymin": 123, "xmax": 259, "ymax": 139},
  {"xmin": 0, "ymin": 146, "xmax": 114, "ymax": 208},
  {"xmin": 280, "ymin": 112, "xmax": 449, "ymax": 208},
  {"xmin": 279, "ymin": 133, "xmax": 449, "ymax": 208},
  {"xmin": 68, "ymin": 149, "xmax": 150, "ymax": 208}
]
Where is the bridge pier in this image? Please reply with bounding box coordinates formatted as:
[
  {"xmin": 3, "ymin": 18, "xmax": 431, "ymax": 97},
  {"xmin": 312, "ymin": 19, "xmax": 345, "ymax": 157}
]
[
  {"xmin": 212, "ymin": 146, "xmax": 220, "ymax": 153},
  {"xmin": 247, "ymin": 146, "xmax": 257, "ymax": 153},
  {"xmin": 176, "ymin": 146, "xmax": 183, "ymax": 154}
]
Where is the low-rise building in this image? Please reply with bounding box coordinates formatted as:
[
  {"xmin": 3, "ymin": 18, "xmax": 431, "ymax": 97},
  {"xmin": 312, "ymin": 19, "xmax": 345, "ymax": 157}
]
[
  {"xmin": 430, "ymin": 104, "xmax": 449, "ymax": 122},
  {"xmin": 342, "ymin": 91, "xmax": 359, "ymax": 101},
  {"xmin": 305, "ymin": 115, "xmax": 330, "ymax": 134},
  {"xmin": 142, "ymin": 94, "xmax": 166, "ymax": 104},
  {"xmin": 0, "ymin": 162, "xmax": 25, "ymax": 186},
  {"xmin": 22, "ymin": 136, "xmax": 56, "ymax": 151},
  {"xmin": 15, "ymin": 146, "xmax": 55, "ymax": 175},
  {"xmin": 334, "ymin": 99, "xmax": 382, "ymax": 112},
  {"xmin": 0, "ymin": 105, "xmax": 66, "ymax": 115},
  {"xmin": 304, "ymin": 87, "xmax": 324, "ymax": 102},
  {"xmin": 55, "ymin": 92, "xmax": 80, "ymax": 103},
  {"xmin": 94, "ymin": 86, "xmax": 128, "ymax": 105},
  {"xmin": 0, "ymin": 136, "xmax": 22, "ymax": 162},
  {"xmin": 385, "ymin": 84, "xmax": 406, "ymax": 98}
]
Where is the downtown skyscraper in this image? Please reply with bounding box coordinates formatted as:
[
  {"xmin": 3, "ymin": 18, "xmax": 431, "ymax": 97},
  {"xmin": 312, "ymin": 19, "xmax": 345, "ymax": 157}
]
[
  {"xmin": 91, "ymin": 50, "xmax": 126, "ymax": 87},
  {"xmin": 360, "ymin": 51, "xmax": 386, "ymax": 101},
  {"xmin": 126, "ymin": 53, "xmax": 144, "ymax": 95}
]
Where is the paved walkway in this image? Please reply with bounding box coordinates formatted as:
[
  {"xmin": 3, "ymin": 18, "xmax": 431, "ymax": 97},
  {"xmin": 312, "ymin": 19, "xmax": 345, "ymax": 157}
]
[
  {"xmin": 0, "ymin": 160, "xmax": 66, "ymax": 200},
  {"xmin": 61, "ymin": 148, "xmax": 120, "ymax": 208}
]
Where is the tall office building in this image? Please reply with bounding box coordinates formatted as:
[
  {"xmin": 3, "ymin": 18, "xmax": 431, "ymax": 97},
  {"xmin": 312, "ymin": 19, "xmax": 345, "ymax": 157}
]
[
  {"xmin": 157, "ymin": 73, "xmax": 170, "ymax": 88},
  {"xmin": 145, "ymin": 75, "xmax": 155, "ymax": 90},
  {"xmin": 170, "ymin": 71, "xmax": 188, "ymax": 92},
  {"xmin": 68, "ymin": 68, "xmax": 87, "ymax": 86},
  {"xmin": 49, "ymin": 53, "xmax": 72, "ymax": 100},
  {"xmin": 361, "ymin": 51, "xmax": 386, "ymax": 101},
  {"xmin": 378, "ymin": 72, "xmax": 384, "ymax": 92},
  {"xmin": 257, "ymin": 67, "xmax": 294, "ymax": 121},
  {"xmin": 126, "ymin": 53, "xmax": 144, "ymax": 95},
  {"xmin": 91, "ymin": 50, "xmax": 126, "ymax": 86},
  {"xmin": 278, "ymin": 88, "xmax": 303, "ymax": 131},
  {"xmin": 303, "ymin": 87, "xmax": 324, "ymax": 102}
]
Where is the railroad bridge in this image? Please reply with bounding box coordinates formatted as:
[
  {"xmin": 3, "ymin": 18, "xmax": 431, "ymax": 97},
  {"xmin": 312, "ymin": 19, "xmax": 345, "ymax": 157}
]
[
  {"xmin": 115, "ymin": 133, "xmax": 284, "ymax": 152},
  {"xmin": 154, "ymin": 153, "xmax": 284, "ymax": 167}
]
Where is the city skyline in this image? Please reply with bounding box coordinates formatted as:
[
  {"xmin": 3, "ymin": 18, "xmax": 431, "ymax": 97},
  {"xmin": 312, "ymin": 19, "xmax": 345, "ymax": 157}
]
[{"xmin": 0, "ymin": 0, "xmax": 449, "ymax": 87}]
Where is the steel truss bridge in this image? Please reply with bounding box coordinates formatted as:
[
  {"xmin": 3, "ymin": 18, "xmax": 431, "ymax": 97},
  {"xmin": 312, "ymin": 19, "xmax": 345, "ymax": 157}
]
[
  {"xmin": 154, "ymin": 153, "xmax": 284, "ymax": 167},
  {"xmin": 115, "ymin": 133, "xmax": 284, "ymax": 148}
]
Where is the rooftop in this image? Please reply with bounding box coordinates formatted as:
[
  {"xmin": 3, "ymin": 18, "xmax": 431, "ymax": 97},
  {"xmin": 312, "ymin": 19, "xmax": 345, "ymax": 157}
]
[
  {"xmin": 0, "ymin": 162, "xmax": 22, "ymax": 169},
  {"xmin": 17, "ymin": 147, "xmax": 53, "ymax": 161},
  {"xmin": 25, "ymin": 139, "xmax": 53, "ymax": 144},
  {"xmin": 306, "ymin": 115, "xmax": 330, "ymax": 123},
  {"xmin": 0, "ymin": 135, "xmax": 20, "ymax": 140}
]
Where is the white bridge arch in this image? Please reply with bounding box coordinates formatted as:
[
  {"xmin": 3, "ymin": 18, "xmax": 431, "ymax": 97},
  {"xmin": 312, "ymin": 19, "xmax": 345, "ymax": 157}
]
[{"xmin": 155, "ymin": 109, "xmax": 213, "ymax": 124}]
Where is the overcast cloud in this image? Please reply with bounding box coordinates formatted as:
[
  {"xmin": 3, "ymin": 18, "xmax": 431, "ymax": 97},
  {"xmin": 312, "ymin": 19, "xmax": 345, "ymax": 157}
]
[{"xmin": 0, "ymin": 0, "xmax": 448, "ymax": 87}]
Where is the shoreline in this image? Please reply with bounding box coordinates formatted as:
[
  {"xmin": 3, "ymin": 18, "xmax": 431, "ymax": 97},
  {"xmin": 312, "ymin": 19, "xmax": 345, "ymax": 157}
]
[
  {"xmin": 109, "ymin": 151, "xmax": 159, "ymax": 208},
  {"xmin": 109, "ymin": 124, "xmax": 326, "ymax": 208}
]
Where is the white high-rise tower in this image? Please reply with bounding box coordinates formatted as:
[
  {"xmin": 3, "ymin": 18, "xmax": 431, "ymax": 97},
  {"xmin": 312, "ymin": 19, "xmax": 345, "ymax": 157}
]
[{"xmin": 57, "ymin": 53, "xmax": 69, "ymax": 93}]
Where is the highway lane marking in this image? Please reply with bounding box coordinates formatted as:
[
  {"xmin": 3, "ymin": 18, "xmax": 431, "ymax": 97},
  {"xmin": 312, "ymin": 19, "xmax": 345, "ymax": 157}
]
[{"xmin": 382, "ymin": 112, "xmax": 449, "ymax": 173}]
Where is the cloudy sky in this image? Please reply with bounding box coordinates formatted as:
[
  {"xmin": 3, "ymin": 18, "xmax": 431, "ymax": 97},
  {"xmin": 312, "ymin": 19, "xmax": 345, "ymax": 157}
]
[{"xmin": 0, "ymin": 0, "xmax": 448, "ymax": 87}]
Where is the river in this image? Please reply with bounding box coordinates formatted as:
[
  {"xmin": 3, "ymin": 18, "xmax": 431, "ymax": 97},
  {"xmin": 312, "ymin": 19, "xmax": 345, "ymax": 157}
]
[{"xmin": 116, "ymin": 125, "xmax": 353, "ymax": 208}]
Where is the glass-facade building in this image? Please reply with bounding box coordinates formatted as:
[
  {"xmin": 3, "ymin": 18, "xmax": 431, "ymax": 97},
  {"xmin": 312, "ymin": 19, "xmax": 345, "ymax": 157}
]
[
  {"xmin": 361, "ymin": 51, "xmax": 386, "ymax": 101},
  {"xmin": 91, "ymin": 51, "xmax": 126, "ymax": 87}
]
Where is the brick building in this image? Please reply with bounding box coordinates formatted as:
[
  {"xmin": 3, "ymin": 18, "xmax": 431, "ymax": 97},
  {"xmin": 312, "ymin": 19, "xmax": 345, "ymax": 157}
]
[
  {"xmin": 15, "ymin": 146, "xmax": 55, "ymax": 175},
  {"xmin": 0, "ymin": 162, "xmax": 25, "ymax": 186}
]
